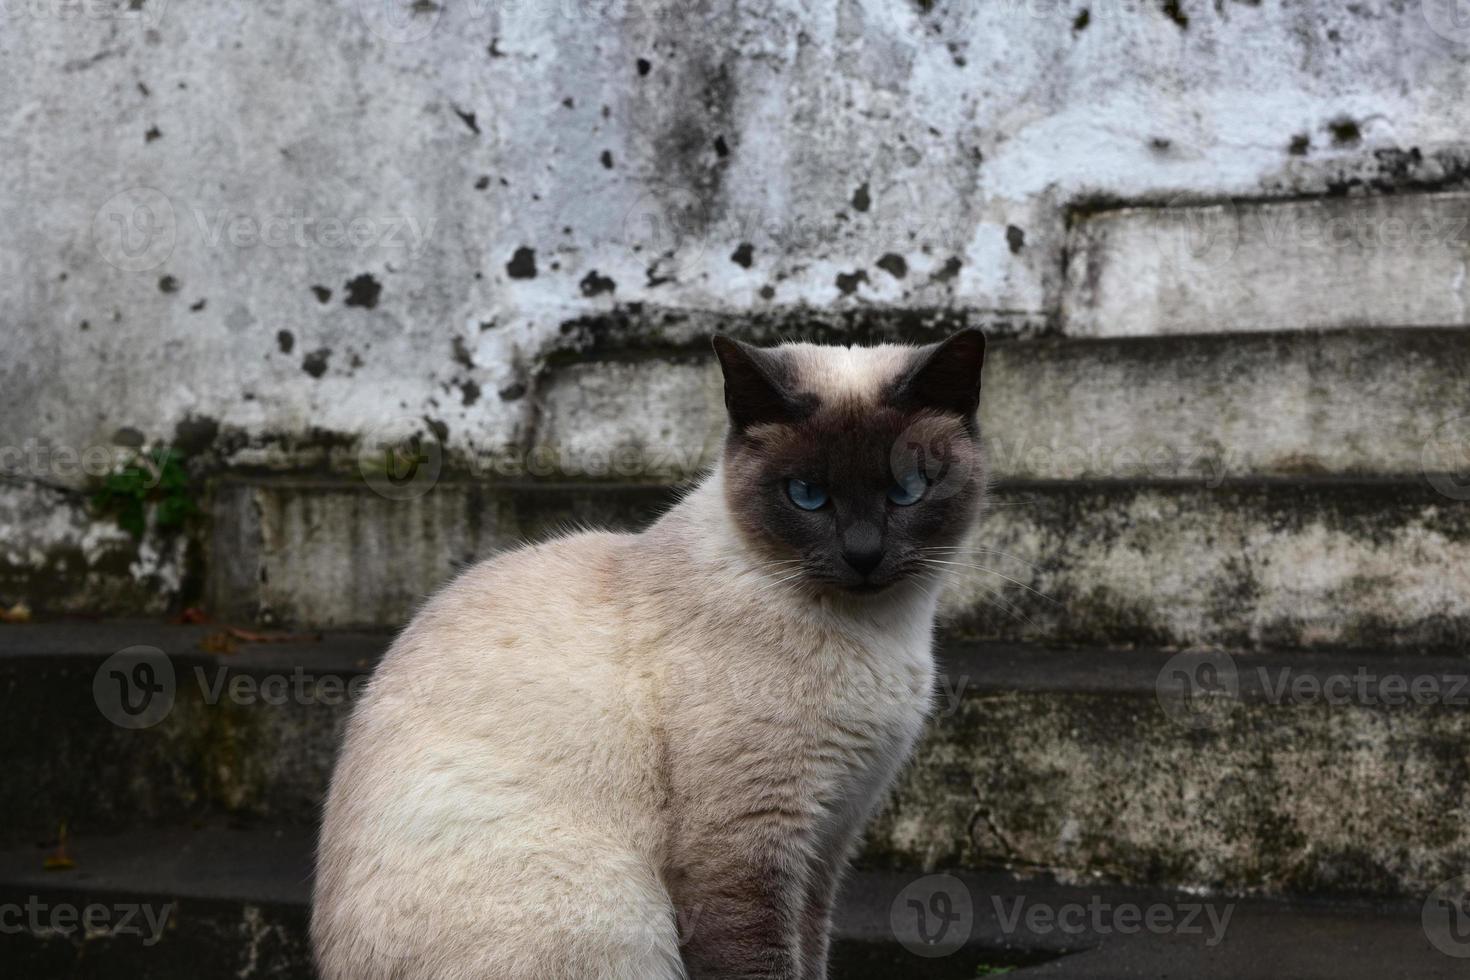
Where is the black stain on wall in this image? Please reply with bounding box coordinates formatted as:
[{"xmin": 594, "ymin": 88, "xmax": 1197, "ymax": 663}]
[
  {"xmin": 344, "ymin": 274, "xmax": 382, "ymax": 309},
  {"xmin": 1330, "ymin": 117, "xmax": 1362, "ymax": 146},
  {"xmin": 835, "ymin": 270, "xmax": 868, "ymax": 295},
  {"xmin": 453, "ymin": 106, "xmax": 480, "ymax": 135},
  {"xmin": 302, "ymin": 348, "xmax": 331, "ymax": 378},
  {"xmin": 931, "ymin": 256, "xmax": 963, "ymax": 283},
  {"xmin": 580, "ymin": 270, "xmax": 617, "ymax": 297},
  {"xmin": 507, "ymin": 248, "xmax": 538, "ymax": 279}
]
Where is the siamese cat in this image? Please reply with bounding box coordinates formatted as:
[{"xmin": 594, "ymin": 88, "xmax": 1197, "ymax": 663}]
[{"xmin": 313, "ymin": 330, "xmax": 988, "ymax": 979}]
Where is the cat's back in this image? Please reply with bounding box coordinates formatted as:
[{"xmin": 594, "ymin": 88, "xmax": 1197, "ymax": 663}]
[
  {"xmin": 379, "ymin": 527, "xmax": 632, "ymax": 672},
  {"xmin": 313, "ymin": 528, "xmax": 682, "ymax": 979},
  {"xmin": 353, "ymin": 528, "xmax": 645, "ymax": 747}
]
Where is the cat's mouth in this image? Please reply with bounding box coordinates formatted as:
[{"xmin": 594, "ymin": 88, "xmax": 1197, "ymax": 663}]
[
  {"xmin": 841, "ymin": 579, "xmax": 896, "ymax": 595},
  {"xmin": 793, "ymin": 559, "xmax": 913, "ymax": 597},
  {"xmin": 811, "ymin": 571, "xmax": 908, "ymax": 597}
]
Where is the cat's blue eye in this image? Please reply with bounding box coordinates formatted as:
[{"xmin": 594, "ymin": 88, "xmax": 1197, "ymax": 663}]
[
  {"xmin": 787, "ymin": 478, "xmax": 829, "ymax": 511},
  {"xmin": 888, "ymin": 470, "xmax": 927, "ymax": 506}
]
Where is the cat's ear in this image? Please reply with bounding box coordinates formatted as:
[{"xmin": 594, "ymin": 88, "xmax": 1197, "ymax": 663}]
[
  {"xmin": 893, "ymin": 329, "xmax": 986, "ymax": 417},
  {"xmin": 711, "ymin": 335, "xmax": 804, "ymax": 432}
]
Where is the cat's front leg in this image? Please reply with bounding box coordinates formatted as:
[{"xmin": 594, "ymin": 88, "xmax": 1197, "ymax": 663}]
[
  {"xmin": 673, "ymin": 856, "xmax": 803, "ymax": 980},
  {"xmin": 799, "ymin": 863, "xmax": 834, "ymax": 980},
  {"xmin": 797, "ymin": 886, "xmax": 833, "ymax": 980}
]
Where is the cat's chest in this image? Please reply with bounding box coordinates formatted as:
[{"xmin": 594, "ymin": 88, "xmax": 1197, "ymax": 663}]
[{"xmin": 760, "ymin": 629, "xmax": 935, "ymax": 776}]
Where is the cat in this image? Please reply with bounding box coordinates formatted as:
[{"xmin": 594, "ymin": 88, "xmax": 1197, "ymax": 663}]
[{"xmin": 312, "ymin": 329, "xmax": 988, "ymax": 980}]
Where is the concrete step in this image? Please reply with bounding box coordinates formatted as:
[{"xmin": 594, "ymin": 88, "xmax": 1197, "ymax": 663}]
[
  {"xmin": 12, "ymin": 327, "xmax": 1469, "ymax": 625},
  {"xmin": 5, "ymin": 624, "xmax": 1469, "ymax": 898},
  {"xmin": 207, "ymin": 475, "xmax": 1470, "ymax": 652},
  {"xmin": 205, "ymin": 477, "xmax": 669, "ymax": 628},
  {"xmin": 1061, "ymin": 192, "xmax": 1470, "ymax": 337},
  {"xmin": 533, "ymin": 328, "xmax": 1470, "ymax": 483},
  {"xmin": 0, "ymin": 824, "xmax": 1457, "ymax": 980}
]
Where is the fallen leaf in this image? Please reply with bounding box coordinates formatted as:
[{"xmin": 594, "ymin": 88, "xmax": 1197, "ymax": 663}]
[
  {"xmin": 0, "ymin": 602, "xmax": 31, "ymax": 623},
  {"xmin": 226, "ymin": 626, "xmax": 323, "ymax": 644},
  {"xmin": 44, "ymin": 823, "xmax": 75, "ymax": 871},
  {"xmin": 199, "ymin": 631, "xmax": 239, "ymax": 655}
]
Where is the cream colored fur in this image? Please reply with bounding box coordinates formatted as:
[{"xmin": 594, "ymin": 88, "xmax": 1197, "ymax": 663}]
[{"xmin": 313, "ymin": 345, "xmax": 970, "ymax": 980}]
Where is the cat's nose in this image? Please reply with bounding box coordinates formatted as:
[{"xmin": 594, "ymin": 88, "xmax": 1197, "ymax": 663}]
[{"xmin": 842, "ymin": 545, "xmax": 885, "ymax": 576}]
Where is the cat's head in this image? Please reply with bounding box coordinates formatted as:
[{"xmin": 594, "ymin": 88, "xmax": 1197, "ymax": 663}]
[{"xmin": 713, "ymin": 331, "xmax": 987, "ymax": 595}]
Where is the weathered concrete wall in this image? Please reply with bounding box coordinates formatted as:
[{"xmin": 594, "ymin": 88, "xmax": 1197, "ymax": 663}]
[
  {"xmin": 1062, "ymin": 194, "xmax": 1470, "ymax": 336},
  {"xmin": 874, "ymin": 652, "xmax": 1470, "ymax": 898},
  {"xmin": 536, "ymin": 330, "xmax": 1470, "ymax": 482},
  {"xmin": 6, "ymin": 0, "xmax": 1470, "ymax": 473},
  {"xmin": 12, "ymin": 629, "xmax": 1467, "ymax": 897},
  {"xmin": 206, "ymin": 477, "xmax": 670, "ymax": 626},
  {"xmin": 5, "ymin": 0, "xmax": 1470, "ymax": 619},
  {"xmin": 205, "ymin": 475, "xmax": 1470, "ymax": 651}
]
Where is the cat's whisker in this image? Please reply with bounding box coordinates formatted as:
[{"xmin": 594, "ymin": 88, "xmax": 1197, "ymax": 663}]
[
  {"xmin": 915, "ymin": 558, "xmax": 1059, "ymax": 605},
  {"xmin": 971, "ymin": 587, "xmax": 1040, "ymax": 629},
  {"xmin": 921, "ymin": 546, "xmax": 1045, "ymax": 572},
  {"xmin": 748, "ymin": 558, "xmax": 807, "ymax": 578},
  {"xmin": 749, "ymin": 569, "xmax": 815, "ymax": 598},
  {"xmin": 921, "ymin": 566, "xmax": 1039, "ymax": 628},
  {"xmin": 904, "ymin": 576, "xmax": 946, "ymax": 608}
]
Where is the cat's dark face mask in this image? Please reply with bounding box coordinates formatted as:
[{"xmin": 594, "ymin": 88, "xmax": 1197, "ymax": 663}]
[{"xmin": 714, "ymin": 331, "xmax": 987, "ymax": 595}]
